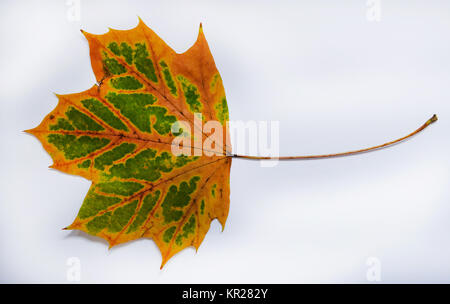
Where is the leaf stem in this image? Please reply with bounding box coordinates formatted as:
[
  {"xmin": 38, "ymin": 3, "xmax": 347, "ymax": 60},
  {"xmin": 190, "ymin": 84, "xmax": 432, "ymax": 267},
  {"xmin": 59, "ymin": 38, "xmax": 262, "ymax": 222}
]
[{"xmin": 231, "ymin": 114, "xmax": 437, "ymax": 160}]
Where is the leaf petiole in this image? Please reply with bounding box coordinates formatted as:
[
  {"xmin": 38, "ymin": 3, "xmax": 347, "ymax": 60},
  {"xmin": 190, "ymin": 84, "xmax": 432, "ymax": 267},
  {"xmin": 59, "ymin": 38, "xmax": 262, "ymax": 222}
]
[{"xmin": 232, "ymin": 114, "xmax": 438, "ymax": 160}]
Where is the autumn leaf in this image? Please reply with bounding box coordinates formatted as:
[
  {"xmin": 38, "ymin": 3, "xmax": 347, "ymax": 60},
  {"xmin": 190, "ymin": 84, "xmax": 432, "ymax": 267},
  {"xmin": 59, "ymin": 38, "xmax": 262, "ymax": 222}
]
[
  {"xmin": 26, "ymin": 19, "xmax": 232, "ymax": 268},
  {"xmin": 27, "ymin": 18, "xmax": 437, "ymax": 268}
]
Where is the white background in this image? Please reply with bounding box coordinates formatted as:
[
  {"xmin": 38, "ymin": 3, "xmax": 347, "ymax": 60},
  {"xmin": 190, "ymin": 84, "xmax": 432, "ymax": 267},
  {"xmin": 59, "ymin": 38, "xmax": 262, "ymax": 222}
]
[{"xmin": 1, "ymin": 0, "xmax": 449, "ymax": 283}]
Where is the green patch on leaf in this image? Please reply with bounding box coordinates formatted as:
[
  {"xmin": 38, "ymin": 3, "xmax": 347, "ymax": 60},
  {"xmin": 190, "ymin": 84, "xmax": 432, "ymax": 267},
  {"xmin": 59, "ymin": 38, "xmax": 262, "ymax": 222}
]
[
  {"xmin": 105, "ymin": 92, "xmax": 177, "ymax": 135},
  {"xmin": 108, "ymin": 42, "xmax": 133, "ymax": 65},
  {"xmin": 78, "ymin": 190, "xmax": 121, "ymax": 219},
  {"xmin": 48, "ymin": 134, "xmax": 110, "ymax": 160},
  {"xmin": 161, "ymin": 176, "xmax": 200, "ymax": 223},
  {"xmin": 50, "ymin": 118, "xmax": 74, "ymax": 131},
  {"xmin": 175, "ymin": 215, "xmax": 196, "ymax": 246},
  {"xmin": 174, "ymin": 155, "xmax": 198, "ymax": 168},
  {"xmin": 150, "ymin": 106, "xmax": 177, "ymax": 135},
  {"xmin": 66, "ymin": 106, "xmax": 104, "ymax": 131},
  {"xmin": 177, "ymin": 75, "xmax": 202, "ymax": 113},
  {"xmin": 163, "ymin": 226, "xmax": 176, "ymax": 243},
  {"xmin": 78, "ymin": 159, "xmax": 91, "ymax": 169},
  {"xmin": 96, "ymin": 181, "xmax": 144, "ymax": 196},
  {"xmin": 106, "ymin": 92, "xmax": 156, "ymax": 133},
  {"xmin": 200, "ymin": 199, "xmax": 205, "ymax": 215},
  {"xmin": 108, "ymin": 149, "xmax": 197, "ymax": 182},
  {"xmin": 86, "ymin": 212, "xmax": 111, "ymax": 234},
  {"xmin": 107, "ymin": 42, "xmax": 158, "ymax": 82},
  {"xmin": 210, "ymin": 73, "xmax": 221, "ymax": 91},
  {"xmin": 94, "ymin": 142, "xmax": 136, "ymax": 171},
  {"xmin": 211, "ymin": 184, "xmax": 217, "ymax": 198},
  {"xmin": 103, "ymin": 53, "xmax": 126, "ymax": 75},
  {"xmin": 134, "ymin": 43, "xmax": 158, "ymax": 83},
  {"xmin": 215, "ymin": 97, "xmax": 229, "ymax": 125},
  {"xmin": 110, "ymin": 76, "xmax": 143, "ymax": 90},
  {"xmin": 159, "ymin": 60, "xmax": 177, "ymax": 96},
  {"xmin": 127, "ymin": 191, "xmax": 161, "ymax": 233},
  {"xmin": 108, "ymin": 200, "xmax": 139, "ymax": 233},
  {"xmin": 81, "ymin": 98, "xmax": 128, "ymax": 131}
]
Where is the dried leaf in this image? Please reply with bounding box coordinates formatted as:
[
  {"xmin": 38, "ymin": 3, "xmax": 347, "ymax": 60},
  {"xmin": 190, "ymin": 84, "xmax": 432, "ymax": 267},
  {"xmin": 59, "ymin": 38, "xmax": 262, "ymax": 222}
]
[{"xmin": 27, "ymin": 19, "xmax": 231, "ymax": 268}]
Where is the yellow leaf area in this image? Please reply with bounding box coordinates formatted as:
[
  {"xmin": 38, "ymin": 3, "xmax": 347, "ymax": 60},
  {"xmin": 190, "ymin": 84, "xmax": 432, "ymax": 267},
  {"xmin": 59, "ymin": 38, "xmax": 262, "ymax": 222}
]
[{"xmin": 26, "ymin": 19, "xmax": 232, "ymax": 268}]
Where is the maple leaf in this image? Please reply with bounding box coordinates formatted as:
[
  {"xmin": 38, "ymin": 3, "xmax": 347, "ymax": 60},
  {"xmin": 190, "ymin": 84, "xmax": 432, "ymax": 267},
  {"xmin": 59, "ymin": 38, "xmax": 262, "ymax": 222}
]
[
  {"xmin": 26, "ymin": 19, "xmax": 232, "ymax": 268},
  {"xmin": 27, "ymin": 18, "xmax": 437, "ymax": 268}
]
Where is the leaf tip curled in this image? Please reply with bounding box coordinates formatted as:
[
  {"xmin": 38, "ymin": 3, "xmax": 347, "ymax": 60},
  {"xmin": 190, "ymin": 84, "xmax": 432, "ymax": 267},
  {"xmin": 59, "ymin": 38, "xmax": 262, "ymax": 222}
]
[
  {"xmin": 424, "ymin": 114, "xmax": 438, "ymax": 126},
  {"xmin": 429, "ymin": 114, "xmax": 438, "ymax": 124}
]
